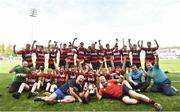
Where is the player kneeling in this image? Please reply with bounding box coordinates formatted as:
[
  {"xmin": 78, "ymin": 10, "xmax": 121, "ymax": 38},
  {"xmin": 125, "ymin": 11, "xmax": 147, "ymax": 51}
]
[
  {"xmin": 12, "ymin": 67, "xmax": 39, "ymax": 99},
  {"xmin": 83, "ymin": 69, "xmax": 98, "ymax": 104}
]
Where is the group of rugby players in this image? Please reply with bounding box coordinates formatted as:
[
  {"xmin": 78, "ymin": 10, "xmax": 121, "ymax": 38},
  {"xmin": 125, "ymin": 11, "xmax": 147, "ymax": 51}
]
[{"xmin": 8, "ymin": 37, "xmax": 178, "ymax": 111}]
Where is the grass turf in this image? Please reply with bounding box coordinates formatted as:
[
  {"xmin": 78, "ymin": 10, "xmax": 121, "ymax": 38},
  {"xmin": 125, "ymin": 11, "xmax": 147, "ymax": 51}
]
[{"xmin": 0, "ymin": 59, "xmax": 180, "ymax": 111}]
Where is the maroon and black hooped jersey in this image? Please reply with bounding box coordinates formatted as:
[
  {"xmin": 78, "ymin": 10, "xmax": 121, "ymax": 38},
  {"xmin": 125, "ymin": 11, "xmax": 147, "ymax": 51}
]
[
  {"xmin": 48, "ymin": 50, "xmax": 58, "ymax": 65},
  {"xmin": 98, "ymin": 49, "xmax": 105, "ymax": 62},
  {"xmin": 17, "ymin": 49, "xmax": 35, "ymax": 67},
  {"xmin": 35, "ymin": 50, "xmax": 48, "ymax": 65},
  {"xmin": 41, "ymin": 73, "xmax": 53, "ymax": 83},
  {"xmin": 66, "ymin": 49, "xmax": 77, "ymax": 63},
  {"xmin": 65, "ymin": 70, "xmax": 79, "ymax": 80},
  {"xmin": 77, "ymin": 47, "xmax": 87, "ymax": 62},
  {"xmin": 90, "ymin": 49, "xmax": 99, "ymax": 63},
  {"xmin": 122, "ymin": 50, "xmax": 131, "ymax": 63},
  {"xmin": 85, "ymin": 50, "xmax": 91, "ymax": 63},
  {"xmin": 131, "ymin": 50, "xmax": 141, "ymax": 64},
  {"xmin": 85, "ymin": 73, "xmax": 97, "ymax": 84},
  {"xmin": 104, "ymin": 48, "xmax": 114, "ymax": 62},
  {"xmin": 142, "ymin": 47, "xmax": 158, "ymax": 63},
  {"xmin": 26, "ymin": 74, "xmax": 38, "ymax": 87},
  {"xmin": 113, "ymin": 49, "xmax": 122, "ymax": 63},
  {"xmin": 59, "ymin": 48, "xmax": 69, "ymax": 61},
  {"xmin": 55, "ymin": 72, "xmax": 67, "ymax": 83}
]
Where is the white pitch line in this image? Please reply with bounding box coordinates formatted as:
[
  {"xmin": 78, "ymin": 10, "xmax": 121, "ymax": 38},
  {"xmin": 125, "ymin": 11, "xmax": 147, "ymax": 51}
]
[{"xmin": 171, "ymin": 81, "xmax": 180, "ymax": 82}]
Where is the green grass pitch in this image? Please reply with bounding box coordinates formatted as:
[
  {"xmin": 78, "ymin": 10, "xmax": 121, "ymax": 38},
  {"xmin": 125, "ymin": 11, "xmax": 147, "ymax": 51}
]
[{"xmin": 0, "ymin": 59, "xmax": 180, "ymax": 111}]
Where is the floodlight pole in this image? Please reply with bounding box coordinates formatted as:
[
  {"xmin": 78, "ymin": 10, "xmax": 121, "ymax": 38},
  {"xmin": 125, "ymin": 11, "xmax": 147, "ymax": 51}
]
[{"xmin": 29, "ymin": 8, "xmax": 37, "ymax": 43}]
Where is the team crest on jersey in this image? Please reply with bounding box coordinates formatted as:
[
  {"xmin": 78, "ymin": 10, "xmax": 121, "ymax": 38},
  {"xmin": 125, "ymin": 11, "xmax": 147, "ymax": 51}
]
[
  {"xmin": 123, "ymin": 52, "xmax": 128, "ymax": 55},
  {"xmin": 25, "ymin": 53, "xmax": 32, "ymax": 57},
  {"xmin": 50, "ymin": 54, "xmax": 56, "ymax": 57},
  {"xmin": 114, "ymin": 52, "xmax": 120, "ymax": 55},
  {"xmin": 79, "ymin": 51, "xmax": 84, "ymax": 54},
  {"xmin": 133, "ymin": 53, "xmax": 138, "ymax": 55},
  {"xmin": 91, "ymin": 53, "xmax": 97, "ymax": 55},
  {"xmin": 38, "ymin": 53, "xmax": 45, "ymax": 56},
  {"xmin": 68, "ymin": 52, "xmax": 74, "ymax": 55},
  {"xmin": 106, "ymin": 52, "xmax": 112, "ymax": 54},
  {"xmin": 147, "ymin": 51, "xmax": 153, "ymax": 54},
  {"xmin": 88, "ymin": 77, "xmax": 95, "ymax": 82}
]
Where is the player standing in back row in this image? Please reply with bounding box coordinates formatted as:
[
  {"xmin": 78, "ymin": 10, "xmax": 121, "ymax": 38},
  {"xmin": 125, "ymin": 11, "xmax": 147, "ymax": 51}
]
[{"xmin": 139, "ymin": 40, "xmax": 159, "ymax": 71}]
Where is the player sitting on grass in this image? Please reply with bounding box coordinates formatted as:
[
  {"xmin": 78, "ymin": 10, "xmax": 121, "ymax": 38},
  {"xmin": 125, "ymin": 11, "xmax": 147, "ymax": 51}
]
[
  {"xmin": 12, "ymin": 67, "xmax": 39, "ymax": 99},
  {"xmin": 9, "ymin": 61, "xmax": 30, "ymax": 93},
  {"xmin": 34, "ymin": 75, "xmax": 85, "ymax": 104},
  {"xmin": 41, "ymin": 69, "xmax": 55, "ymax": 95},
  {"xmin": 144, "ymin": 52, "xmax": 178, "ymax": 96},
  {"xmin": 49, "ymin": 67, "xmax": 67, "ymax": 93},
  {"xmin": 95, "ymin": 76, "xmax": 162, "ymax": 111},
  {"xmin": 128, "ymin": 65, "xmax": 149, "ymax": 92}
]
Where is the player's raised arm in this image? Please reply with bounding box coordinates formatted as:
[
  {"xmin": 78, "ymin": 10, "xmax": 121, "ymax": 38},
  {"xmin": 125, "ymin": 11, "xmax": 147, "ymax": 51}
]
[
  {"xmin": 122, "ymin": 56, "xmax": 126, "ymax": 72},
  {"xmin": 9, "ymin": 65, "xmax": 19, "ymax": 73},
  {"xmin": 98, "ymin": 39, "xmax": 102, "ymax": 46},
  {"xmin": 32, "ymin": 40, "xmax": 37, "ymax": 50},
  {"xmin": 154, "ymin": 39, "xmax": 159, "ymax": 49},
  {"xmin": 48, "ymin": 40, "xmax": 51, "ymax": 52},
  {"xmin": 154, "ymin": 52, "xmax": 159, "ymax": 66},
  {"xmin": 79, "ymin": 60, "xmax": 84, "ymax": 73},
  {"xmin": 113, "ymin": 38, "xmax": 118, "ymax": 49},
  {"xmin": 141, "ymin": 67, "xmax": 147, "ymax": 76},
  {"xmin": 137, "ymin": 40, "xmax": 143, "ymax": 50},
  {"xmin": 122, "ymin": 38, "xmax": 125, "ymax": 47},
  {"xmin": 138, "ymin": 40, "xmax": 143, "ymax": 49},
  {"xmin": 128, "ymin": 39, "xmax": 133, "ymax": 50},
  {"xmin": 59, "ymin": 43, "xmax": 62, "ymax": 49},
  {"xmin": 13, "ymin": 45, "xmax": 17, "ymax": 54},
  {"xmin": 54, "ymin": 41, "xmax": 58, "ymax": 49},
  {"xmin": 71, "ymin": 37, "xmax": 77, "ymax": 47},
  {"xmin": 96, "ymin": 60, "xmax": 103, "ymax": 75}
]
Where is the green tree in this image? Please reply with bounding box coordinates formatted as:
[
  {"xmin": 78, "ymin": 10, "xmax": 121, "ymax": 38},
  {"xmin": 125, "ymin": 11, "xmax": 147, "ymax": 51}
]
[
  {"xmin": 0, "ymin": 43, "xmax": 5, "ymax": 55},
  {"xmin": 5, "ymin": 44, "xmax": 13, "ymax": 56}
]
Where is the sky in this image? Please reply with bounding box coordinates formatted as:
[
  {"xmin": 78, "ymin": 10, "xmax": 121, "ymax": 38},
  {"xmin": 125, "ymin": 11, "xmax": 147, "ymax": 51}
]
[{"xmin": 0, "ymin": 0, "xmax": 180, "ymax": 49}]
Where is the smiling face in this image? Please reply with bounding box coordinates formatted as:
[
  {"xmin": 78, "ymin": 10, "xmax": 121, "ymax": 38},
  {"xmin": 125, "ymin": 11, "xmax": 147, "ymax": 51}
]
[
  {"xmin": 91, "ymin": 43, "xmax": 95, "ymax": 49},
  {"xmin": 63, "ymin": 44, "xmax": 67, "ymax": 49},
  {"xmin": 133, "ymin": 44, "xmax": 137, "ymax": 50},
  {"xmin": 26, "ymin": 44, "xmax": 31, "ymax": 50},
  {"xmin": 131, "ymin": 65, "xmax": 138, "ymax": 73},
  {"xmin": 30, "ymin": 67, "xmax": 36, "ymax": 74},
  {"xmin": 22, "ymin": 61, "xmax": 28, "ymax": 68},
  {"xmin": 47, "ymin": 69, "xmax": 53, "ymax": 75},
  {"xmin": 146, "ymin": 62, "xmax": 153, "ymax": 69},
  {"xmin": 99, "ymin": 76, "xmax": 107, "ymax": 86},
  {"xmin": 147, "ymin": 41, "xmax": 151, "ymax": 48},
  {"xmin": 123, "ymin": 45, "xmax": 127, "ymax": 50},
  {"xmin": 106, "ymin": 44, "xmax": 110, "ymax": 49},
  {"xmin": 76, "ymin": 75, "xmax": 85, "ymax": 84},
  {"xmin": 80, "ymin": 42, "xmax": 84, "ymax": 48}
]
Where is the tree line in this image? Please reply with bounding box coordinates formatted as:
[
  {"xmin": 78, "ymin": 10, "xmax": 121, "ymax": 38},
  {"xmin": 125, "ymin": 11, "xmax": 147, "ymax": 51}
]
[{"xmin": 0, "ymin": 44, "xmax": 14, "ymax": 56}]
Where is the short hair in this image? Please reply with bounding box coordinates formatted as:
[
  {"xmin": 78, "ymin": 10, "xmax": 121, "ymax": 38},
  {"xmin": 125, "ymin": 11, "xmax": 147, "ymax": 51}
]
[
  {"xmin": 147, "ymin": 41, "xmax": 151, "ymax": 44},
  {"xmin": 130, "ymin": 64, "xmax": 137, "ymax": 68}
]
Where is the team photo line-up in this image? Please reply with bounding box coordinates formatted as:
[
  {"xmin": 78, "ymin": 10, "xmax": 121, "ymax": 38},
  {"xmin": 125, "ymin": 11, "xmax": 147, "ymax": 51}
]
[{"xmin": 9, "ymin": 38, "xmax": 178, "ymax": 111}]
